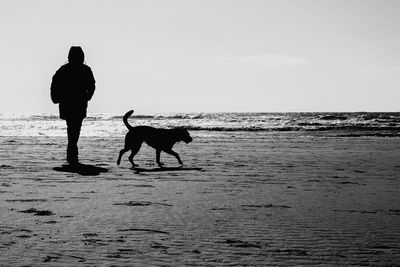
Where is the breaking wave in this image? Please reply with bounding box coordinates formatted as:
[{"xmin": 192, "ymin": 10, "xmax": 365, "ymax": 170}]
[{"xmin": 0, "ymin": 112, "xmax": 399, "ymax": 137}]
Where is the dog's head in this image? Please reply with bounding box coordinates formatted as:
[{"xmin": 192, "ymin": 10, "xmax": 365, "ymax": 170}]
[{"xmin": 175, "ymin": 128, "xmax": 193, "ymax": 144}]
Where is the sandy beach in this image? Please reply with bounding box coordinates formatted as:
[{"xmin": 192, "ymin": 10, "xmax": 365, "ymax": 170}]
[{"xmin": 0, "ymin": 131, "xmax": 399, "ymax": 265}]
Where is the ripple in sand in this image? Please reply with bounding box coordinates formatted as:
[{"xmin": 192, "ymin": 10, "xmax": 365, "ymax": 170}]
[
  {"xmin": 368, "ymin": 244, "xmax": 397, "ymax": 250},
  {"xmin": 43, "ymin": 220, "xmax": 57, "ymax": 224},
  {"xmin": 16, "ymin": 235, "xmax": 31, "ymax": 238},
  {"xmin": 242, "ymin": 204, "xmax": 291, "ymax": 209},
  {"xmin": 44, "ymin": 253, "xmax": 86, "ymax": 263},
  {"xmin": 18, "ymin": 208, "xmax": 54, "ymax": 216},
  {"xmin": 0, "ymin": 241, "xmax": 16, "ymax": 248},
  {"xmin": 268, "ymin": 248, "xmax": 308, "ymax": 256},
  {"xmin": 115, "ymin": 184, "xmax": 155, "ymax": 188},
  {"xmin": 37, "ymin": 184, "xmax": 57, "ymax": 187},
  {"xmin": 44, "ymin": 256, "xmax": 59, "ymax": 263},
  {"xmin": 106, "ymin": 249, "xmax": 144, "ymax": 258},
  {"xmin": 337, "ymin": 181, "xmax": 363, "ymax": 185},
  {"xmin": 151, "ymin": 243, "xmax": 169, "ymax": 249},
  {"xmin": 6, "ymin": 199, "xmax": 47, "ymax": 202},
  {"xmin": 389, "ymin": 209, "xmax": 400, "ymax": 215},
  {"xmin": 225, "ymin": 239, "xmax": 263, "ymax": 248},
  {"xmin": 70, "ymin": 196, "xmax": 90, "ymax": 200},
  {"xmin": 333, "ymin": 209, "xmax": 378, "ymax": 214},
  {"xmin": 0, "ymin": 165, "xmax": 13, "ymax": 169},
  {"xmin": 83, "ymin": 233, "xmax": 98, "ymax": 238},
  {"xmin": 118, "ymin": 248, "xmax": 142, "ymax": 253},
  {"xmin": 117, "ymin": 228, "xmax": 169, "ymax": 234},
  {"xmin": 1, "ymin": 229, "xmax": 32, "ymax": 235},
  {"xmin": 82, "ymin": 238, "xmax": 107, "ymax": 246},
  {"xmin": 211, "ymin": 207, "xmax": 232, "ymax": 211},
  {"xmin": 113, "ymin": 201, "xmax": 172, "ymax": 207}
]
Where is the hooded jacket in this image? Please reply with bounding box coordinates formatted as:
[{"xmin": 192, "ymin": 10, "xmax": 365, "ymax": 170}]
[{"xmin": 51, "ymin": 46, "xmax": 95, "ymax": 120}]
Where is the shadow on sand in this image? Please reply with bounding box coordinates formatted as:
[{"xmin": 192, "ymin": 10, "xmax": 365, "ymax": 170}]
[
  {"xmin": 53, "ymin": 163, "xmax": 108, "ymax": 176},
  {"xmin": 132, "ymin": 166, "xmax": 203, "ymax": 173}
]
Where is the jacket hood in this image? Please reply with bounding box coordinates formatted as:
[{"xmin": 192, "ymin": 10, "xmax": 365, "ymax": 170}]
[{"xmin": 68, "ymin": 46, "xmax": 84, "ymax": 64}]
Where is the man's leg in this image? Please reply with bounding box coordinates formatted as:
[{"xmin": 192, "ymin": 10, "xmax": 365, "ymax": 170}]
[{"xmin": 66, "ymin": 118, "xmax": 83, "ymax": 164}]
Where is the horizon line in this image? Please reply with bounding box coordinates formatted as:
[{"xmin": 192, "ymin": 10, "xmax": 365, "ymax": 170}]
[{"xmin": 1, "ymin": 111, "xmax": 399, "ymax": 115}]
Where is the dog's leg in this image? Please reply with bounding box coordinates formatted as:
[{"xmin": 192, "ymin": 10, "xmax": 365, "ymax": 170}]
[
  {"xmin": 117, "ymin": 148, "xmax": 129, "ymax": 165},
  {"xmin": 128, "ymin": 143, "xmax": 142, "ymax": 167},
  {"xmin": 128, "ymin": 152, "xmax": 138, "ymax": 167},
  {"xmin": 156, "ymin": 150, "xmax": 164, "ymax": 167},
  {"xmin": 165, "ymin": 149, "xmax": 183, "ymax": 165}
]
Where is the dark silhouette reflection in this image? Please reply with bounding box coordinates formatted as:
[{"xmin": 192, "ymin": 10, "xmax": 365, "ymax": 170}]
[
  {"xmin": 132, "ymin": 166, "xmax": 203, "ymax": 173},
  {"xmin": 117, "ymin": 110, "xmax": 193, "ymax": 168},
  {"xmin": 53, "ymin": 163, "xmax": 108, "ymax": 176},
  {"xmin": 51, "ymin": 46, "xmax": 95, "ymax": 164}
]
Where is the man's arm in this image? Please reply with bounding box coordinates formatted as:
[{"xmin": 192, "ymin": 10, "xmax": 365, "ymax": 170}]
[
  {"xmin": 86, "ymin": 67, "xmax": 96, "ymax": 101},
  {"xmin": 50, "ymin": 71, "xmax": 60, "ymax": 104}
]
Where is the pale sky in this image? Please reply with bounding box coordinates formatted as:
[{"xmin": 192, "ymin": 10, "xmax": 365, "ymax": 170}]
[{"xmin": 0, "ymin": 0, "xmax": 399, "ymax": 113}]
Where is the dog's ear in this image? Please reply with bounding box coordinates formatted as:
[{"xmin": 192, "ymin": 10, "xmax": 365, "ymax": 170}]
[{"xmin": 177, "ymin": 128, "xmax": 189, "ymax": 134}]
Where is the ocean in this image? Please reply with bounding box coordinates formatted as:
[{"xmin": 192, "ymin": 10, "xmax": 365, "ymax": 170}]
[{"xmin": 1, "ymin": 112, "xmax": 399, "ymax": 137}]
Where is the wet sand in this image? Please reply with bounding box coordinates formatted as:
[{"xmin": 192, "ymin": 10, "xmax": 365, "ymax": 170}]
[{"xmin": 0, "ymin": 132, "xmax": 400, "ymax": 265}]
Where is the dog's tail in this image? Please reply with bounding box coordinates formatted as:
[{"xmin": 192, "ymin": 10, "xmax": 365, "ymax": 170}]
[{"xmin": 123, "ymin": 110, "xmax": 134, "ymax": 130}]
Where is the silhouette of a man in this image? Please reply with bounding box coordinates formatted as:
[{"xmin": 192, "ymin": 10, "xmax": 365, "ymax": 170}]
[{"xmin": 51, "ymin": 46, "xmax": 95, "ymax": 165}]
